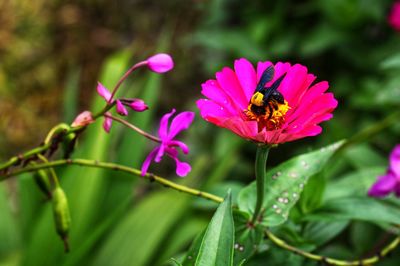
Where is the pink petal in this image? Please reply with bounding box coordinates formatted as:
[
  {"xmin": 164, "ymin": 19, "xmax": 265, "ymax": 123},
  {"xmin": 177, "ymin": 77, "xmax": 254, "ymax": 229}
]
[
  {"xmin": 168, "ymin": 111, "xmax": 195, "ymax": 140},
  {"xmin": 129, "ymin": 99, "xmax": 148, "ymax": 112},
  {"xmin": 200, "ymin": 80, "xmax": 237, "ymax": 115},
  {"xmin": 175, "ymin": 161, "xmax": 191, "ymax": 177},
  {"xmin": 116, "ymin": 100, "xmax": 128, "ymax": 116},
  {"xmin": 155, "ymin": 144, "xmax": 165, "ymax": 163},
  {"xmin": 169, "ymin": 140, "xmax": 189, "ymax": 154},
  {"xmin": 103, "ymin": 115, "xmax": 112, "ymax": 133},
  {"xmin": 216, "ymin": 67, "xmax": 248, "ymax": 109},
  {"xmin": 277, "ymin": 64, "xmax": 309, "ymax": 107},
  {"xmin": 388, "ymin": 2, "xmax": 400, "ymax": 31},
  {"xmin": 234, "ymin": 58, "xmax": 257, "ymax": 101},
  {"xmin": 389, "ymin": 145, "xmax": 400, "ymax": 177},
  {"xmin": 97, "ymin": 82, "xmax": 112, "ymax": 101},
  {"xmin": 368, "ymin": 173, "xmax": 397, "ymax": 198},
  {"xmin": 158, "ymin": 109, "xmax": 176, "ymax": 140},
  {"xmin": 196, "ymin": 99, "xmax": 231, "ymax": 123},
  {"xmin": 147, "ymin": 53, "xmax": 174, "ymax": 73},
  {"xmin": 141, "ymin": 147, "xmax": 159, "ymax": 176},
  {"xmin": 71, "ymin": 111, "xmax": 94, "ymax": 127}
]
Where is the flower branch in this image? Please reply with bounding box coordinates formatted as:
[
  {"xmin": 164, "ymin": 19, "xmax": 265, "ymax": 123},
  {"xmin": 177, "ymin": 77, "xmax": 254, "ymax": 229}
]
[
  {"xmin": 0, "ymin": 158, "xmax": 223, "ymax": 203},
  {"xmin": 265, "ymin": 229, "xmax": 400, "ymax": 266}
]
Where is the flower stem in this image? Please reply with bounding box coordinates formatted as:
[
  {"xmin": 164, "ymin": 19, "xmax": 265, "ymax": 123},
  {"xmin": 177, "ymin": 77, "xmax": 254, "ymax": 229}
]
[
  {"xmin": 104, "ymin": 113, "xmax": 161, "ymax": 143},
  {"xmin": 108, "ymin": 61, "xmax": 147, "ymax": 104},
  {"xmin": 1, "ymin": 159, "xmax": 223, "ymax": 203},
  {"xmin": 252, "ymin": 145, "xmax": 270, "ymax": 224},
  {"xmin": 265, "ymin": 229, "xmax": 400, "ymax": 266}
]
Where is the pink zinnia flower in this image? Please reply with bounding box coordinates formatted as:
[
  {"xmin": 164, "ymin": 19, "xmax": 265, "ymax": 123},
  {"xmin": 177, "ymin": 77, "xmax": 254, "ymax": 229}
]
[
  {"xmin": 389, "ymin": 1, "xmax": 400, "ymax": 31},
  {"xmin": 196, "ymin": 58, "xmax": 337, "ymax": 144},
  {"xmin": 141, "ymin": 109, "xmax": 194, "ymax": 177},
  {"xmin": 368, "ymin": 145, "xmax": 400, "ymax": 198}
]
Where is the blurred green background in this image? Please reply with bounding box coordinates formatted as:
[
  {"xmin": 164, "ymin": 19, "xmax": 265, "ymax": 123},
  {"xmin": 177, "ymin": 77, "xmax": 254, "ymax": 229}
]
[{"xmin": 1, "ymin": 0, "xmax": 400, "ymax": 265}]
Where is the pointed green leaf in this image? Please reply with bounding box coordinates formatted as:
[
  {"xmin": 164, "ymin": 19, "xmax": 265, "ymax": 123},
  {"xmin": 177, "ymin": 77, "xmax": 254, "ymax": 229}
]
[
  {"xmin": 238, "ymin": 141, "xmax": 344, "ymax": 227},
  {"xmin": 304, "ymin": 196, "xmax": 400, "ymax": 224},
  {"xmin": 194, "ymin": 191, "xmax": 234, "ymax": 266},
  {"xmin": 93, "ymin": 191, "xmax": 190, "ymax": 266}
]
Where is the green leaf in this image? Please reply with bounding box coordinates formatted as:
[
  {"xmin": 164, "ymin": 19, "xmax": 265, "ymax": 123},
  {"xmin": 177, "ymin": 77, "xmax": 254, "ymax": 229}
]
[
  {"xmin": 93, "ymin": 191, "xmax": 190, "ymax": 266},
  {"xmin": 303, "ymin": 221, "xmax": 348, "ymax": 246},
  {"xmin": 380, "ymin": 53, "xmax": 400, "ymax": 70},
  {"xmin": 304, "ymin": 196, "xmax": 400, "ymax": 224},
  {"xmin": 233, "ymin": 210, "xmax": 263, "ymax": 265},
  {"xmin": 324, "ymin": 167, "xmax": 384, "ymax": 200},
  {"xmin": 298, "ymin": 173, "xmax": 326, "ymax": 214},
  {"xmin": 0, "ymin": 184, "xmax": 19, "ymax": 256},
  {"xmin": 238, "ymin": 141, "xmax": 345, "ymax": 227},
  {"xmin": 193, "ymin": 191, "xmax": 235, "ymax": 266},
  {"xmin": 21, "ymin": 50, "xmax": 133, "ymax": 266}
]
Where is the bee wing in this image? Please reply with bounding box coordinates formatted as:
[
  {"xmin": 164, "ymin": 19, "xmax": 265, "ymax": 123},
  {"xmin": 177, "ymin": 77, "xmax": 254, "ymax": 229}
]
[
  {"xmin": 256, "ymin": 66, "xmax": 274, "ymax": 92},
  {"xmin": 263, "ymin": 73, "xmax": 286, "ymax": 98}
]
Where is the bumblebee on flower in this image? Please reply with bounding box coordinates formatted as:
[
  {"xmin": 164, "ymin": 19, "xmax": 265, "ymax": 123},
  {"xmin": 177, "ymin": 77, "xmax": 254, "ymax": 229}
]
[{"xmin": 197, "ymin": 58, "xmax": 338, "ymax": 144}]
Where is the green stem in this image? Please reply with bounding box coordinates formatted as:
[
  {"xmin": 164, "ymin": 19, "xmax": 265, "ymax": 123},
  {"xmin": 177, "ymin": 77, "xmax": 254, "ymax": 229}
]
[
  {"xmin": 0, "ymin": 103, "xmax": 117, "ymax": 172},
  {"xmin": 265, "ymin": 229, "xmax": 400, "ymax": 266},
  {"xmin": 1, "ymin": 159, "xmax": 223, "ymax": 203},
  {"xmin": 252, "ymin": 145, "xmax": 270, "ymax": 224}
]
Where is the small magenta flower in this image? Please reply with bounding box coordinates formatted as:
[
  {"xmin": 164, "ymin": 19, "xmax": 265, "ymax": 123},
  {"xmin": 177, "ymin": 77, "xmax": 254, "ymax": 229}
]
[
  {"xmin": 141, "ymin": 109, "xmax": 194, "ymax": 177},
  {"xmin": 146, "ymin": 53, "xmax": 174, "ymax": 73},
  {"xmin": 389, "ymin": 1, "xmax": 400, "ymax": 31},
  {"xmin": 368, "ymin": 145, "xmax": 400, "ymax": 198},
  {"xmin": 71, "ymin": 111, "xmax": 94, "ymax": 127},
  {"xmin": 196, "ymin": 58, "xmax": 337, "ymax": 144}
]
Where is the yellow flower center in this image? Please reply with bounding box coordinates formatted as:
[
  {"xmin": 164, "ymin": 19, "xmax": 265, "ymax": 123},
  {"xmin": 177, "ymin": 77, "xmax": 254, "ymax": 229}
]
[{"xmin": 244, "ymin": 97, "xmax": 290, "ymax": 131}]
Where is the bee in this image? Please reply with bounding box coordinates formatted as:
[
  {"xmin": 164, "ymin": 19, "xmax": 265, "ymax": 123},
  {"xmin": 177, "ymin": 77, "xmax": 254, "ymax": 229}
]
[{"xmin": 249, "ymin": 66, "xmax": 286, "ymax": 119}]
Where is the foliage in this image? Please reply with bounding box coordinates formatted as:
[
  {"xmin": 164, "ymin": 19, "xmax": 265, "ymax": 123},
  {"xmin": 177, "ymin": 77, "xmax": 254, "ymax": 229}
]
[{"xmin": 1, "ymin": 0, "xmax": 400, "ymax": 266}]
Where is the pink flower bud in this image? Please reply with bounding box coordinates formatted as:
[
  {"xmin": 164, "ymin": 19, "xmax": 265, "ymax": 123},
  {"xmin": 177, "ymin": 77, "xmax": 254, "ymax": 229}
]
[
  {"xmin": 71, "ymin": 111, "xmax": 94, "ymax": 127},
  {"xmin": 116, "ymin": 100, "xmax": 128, "ymax": 116},
  {"xmin": 103, "ymin": 114, "xmax": 113, "ymax": 133},
  {"xmin": 129, "ymin": 99, "xmax": 148, "ymax": 112},
  {"xmin": 146, "ymin": 53, "xmax": 174, "ymax": 73}
]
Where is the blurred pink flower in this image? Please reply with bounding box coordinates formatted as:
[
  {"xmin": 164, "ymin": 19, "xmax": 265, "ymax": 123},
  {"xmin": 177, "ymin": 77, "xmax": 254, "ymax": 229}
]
[
  {"xmin": 146, "ymin": 53, "xmax": 174, "ymax": 73},
  {"xmin": 103, "ymin": 112, "xmax": 113, "ymax": 133},
  {"xmin": 368, "ymin": 145, "xmax": 400, "ymax": 198},
  {"xmin": 141, "ymin": 109, "xmax": 194, "ymax": 177},
  {"xmin": 96, "ymin": 82, "xmax": 148, "ymax": 132},
  {"xmin": 196, "ymin": 58, "xmax": 337, "ymax": 144},
  {"xmin": 71, "ymin": 111, "xmax": 94, "ymax": 127},
  {"xmin": 119, "ymin": 98, "xmax": 148, "ymax": 112},
  {"xmin": 388, "ymin": 1, "xmax": 400, "ymax": 31}
]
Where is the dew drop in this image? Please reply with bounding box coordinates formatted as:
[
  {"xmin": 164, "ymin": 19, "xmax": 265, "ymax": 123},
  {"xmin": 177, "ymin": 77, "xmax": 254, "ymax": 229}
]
[
  {"xmin": 275, "ymin": 208, "xmax": 282, "ymax": 214},
  {"xmin": 289, "ymin": 172, "xmax": 298, "ymax": 178},
  {"xmin": 292, "ymin": 192, "xmax": 298, "ymax": 198},
  {"xmin": 301, "ymin": 160, "xmax": 309, "ymax": 169},
  {"xmin": 278, "ymin": 197, "xmax": 284, "ymax": 203},
  {"xmin": 299, "ymin": 183, "xmax": 304, "ymax": 189},
  {"xmin": 188, "ymin": 256, "xmax": 192, "ymax": 260},
  {"xmin": 234, "ymin": 243, "xmax": 239, "ymax": 249},
  {"xmin": 220, "ymin": 107, "xmax": 224, "ymax": 110},
  {"xmin": 272, "ymin": 204, "xmax": 278, "ymax": 209},
  {"xmin": 239, "ymin": 246, "xmax": 244, "ymax": 252},
  {"xmin": 283, "ymin": 198, "xmax": 289, "ymax": 204},
  {"xmin": 223, "ymin": 100, "xmax": 228, "ymax": 104}
]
